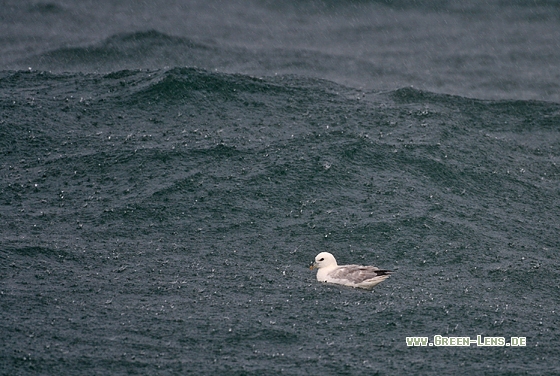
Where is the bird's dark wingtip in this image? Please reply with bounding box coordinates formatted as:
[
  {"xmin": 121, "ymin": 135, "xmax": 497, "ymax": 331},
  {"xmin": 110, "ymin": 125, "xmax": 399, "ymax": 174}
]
[{"xmin": 377, "ymin": 269, "xmax": 392, "ymax": 276}]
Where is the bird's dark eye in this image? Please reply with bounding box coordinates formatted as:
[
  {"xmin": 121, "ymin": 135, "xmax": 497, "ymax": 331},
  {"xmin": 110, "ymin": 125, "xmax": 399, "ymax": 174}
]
[{"xmin": 319, "ymin": 258, "xmax": 324, "ymax": 261}]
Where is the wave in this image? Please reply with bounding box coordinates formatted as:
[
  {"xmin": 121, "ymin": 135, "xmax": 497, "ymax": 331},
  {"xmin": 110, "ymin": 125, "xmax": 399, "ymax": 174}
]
[
  {"xmin": 100, "ymin": 30, "xmax": 211, "ymax": 50},
  {"xmin": 116, "ymin": 67, "xmax": 352, "ymax": 109},
  {"xmin": 3, "ymin": 66, "xmax": 559, "ymax": 110},
  {"xmin": 27, "ymin": 2, "xmax": 66, "ymax": 14},
  {"xmin": 19, "ymin": 30, "xmax": 214, "ymax": 72},
  {"xmin": 2, "ymin": 67, "xmax": 559, "ymax": 116}
]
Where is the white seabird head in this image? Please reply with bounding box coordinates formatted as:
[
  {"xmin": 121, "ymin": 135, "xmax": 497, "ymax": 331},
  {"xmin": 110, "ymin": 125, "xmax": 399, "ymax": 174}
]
[{"xmin": 310, "ymin": 252, "xmax": 337, "ymax": 270}]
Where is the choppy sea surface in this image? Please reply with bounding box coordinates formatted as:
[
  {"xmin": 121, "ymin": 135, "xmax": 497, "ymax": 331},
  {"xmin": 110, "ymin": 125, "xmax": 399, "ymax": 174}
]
[{"xmin": 1, "ymin": 1, "xmax": 560, "ymax": 375}]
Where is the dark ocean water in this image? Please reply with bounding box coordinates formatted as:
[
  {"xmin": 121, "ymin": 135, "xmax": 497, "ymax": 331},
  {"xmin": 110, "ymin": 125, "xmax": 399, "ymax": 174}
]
[{"xmin": 2, "ymin": 1, "xmax": 560, "ymax": 375}]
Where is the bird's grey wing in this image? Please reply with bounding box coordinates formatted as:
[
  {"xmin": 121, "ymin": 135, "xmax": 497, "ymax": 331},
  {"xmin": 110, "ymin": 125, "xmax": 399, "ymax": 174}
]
[{"xmin": 329, "ymin": 265, "xmax": 391, "ymax": 283}]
